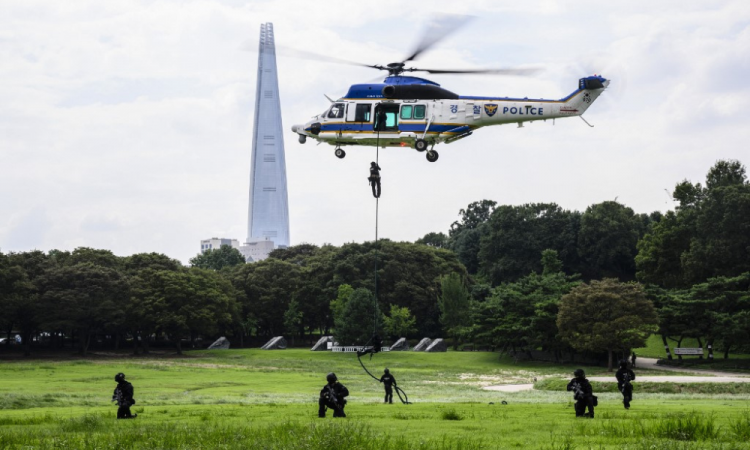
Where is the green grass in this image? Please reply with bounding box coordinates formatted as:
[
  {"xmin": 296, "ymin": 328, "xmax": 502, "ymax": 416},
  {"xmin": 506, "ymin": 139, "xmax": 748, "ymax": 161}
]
[
  {"xmin": 535, "ymin": 378, "xmax": 750, "ymax": 395},
  {"xmin": 1, "ymin": 349, "xmax": 750, "ymax": 449}
]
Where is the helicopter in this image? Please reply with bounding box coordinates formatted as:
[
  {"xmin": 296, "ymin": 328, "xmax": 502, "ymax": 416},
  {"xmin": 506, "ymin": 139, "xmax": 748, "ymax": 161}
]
[{"xmin": 289, "ymin": 16, "xmax": 610, "ymax": 163}]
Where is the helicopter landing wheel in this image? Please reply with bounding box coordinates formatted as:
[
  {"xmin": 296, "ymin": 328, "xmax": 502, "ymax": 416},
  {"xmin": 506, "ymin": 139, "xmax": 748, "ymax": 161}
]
[
  {"xmin": 415, "ymin": 139, "xmax": 428, "ymax": 152},
  {"xmin": 426, "ymin": 150, "xmax": 439, "ymax": 162},
  {"xmin": 335, "ymin": 148, "xmax": 346, "ymax": 159}
]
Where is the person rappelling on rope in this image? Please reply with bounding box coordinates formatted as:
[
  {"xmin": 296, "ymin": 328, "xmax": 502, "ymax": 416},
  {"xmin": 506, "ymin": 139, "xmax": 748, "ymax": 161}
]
[
  {"xmin": 368, "ymin": 162, "xmax": 382, "ymax": 198},
  {"xmin": 357, "ymin": 333, "xmax": 382, "ymax": 358}
]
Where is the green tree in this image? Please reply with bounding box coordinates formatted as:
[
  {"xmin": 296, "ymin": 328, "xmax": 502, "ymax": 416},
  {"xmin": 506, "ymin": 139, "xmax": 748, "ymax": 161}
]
[
  {"xmin": 36, "ymin": 262, "xmax": 129, "ymax": 355},
  {"xmin": 447, "ymin": 200, "xmax": 496, "ymax": 274},
  {"xmin": 416, "ymin": 232, "xmax": 448, "ymax": 249},
  {"xmin": 636, "ymin": 160, "xmax": 750, "ymax": 287},
  {"xmin": 439, "ymin": 273, "xmax": 471, "ymax": 349},
  {"xmin": 124, "ymin": 252, "xmax": 183, "ymax": 274},
  {"xmin": 283, "ymin": 298, "xmax": 304, "ymax": 346},
  {"xmin": 230, "ymin": 258, "xmax": 301, "ymax": 337},
  {"xmin": 473, "ymin": 250, "xmax": 578, "ymax": 356},
  {"xmin": 330, "ymin": 284, "xmax": 354, "ymax": 324},
  {"xmin": 478, "ymin": 203, "xmax": 580, "ymax": 285},
  {"xmin": 382, "ymin": 304, "xmax": 417, "ymax": 340},
  {"xmin": 557, "ymin": 279, "xmax": 658, "ymax": 370},
  {"xmin": 577, "ymin": 201, "xmax": 643, "ymax": 280},
  {"xmin": 334, "ymin": 288, "xmax": 382, "ymax": 346},
  {"xmin": 190, "ymin": 246, "xmax": 246, "ymax": 271},
  {"xmin": 330, "ymin": 240, "xmax": 466, "ymax": 336}
]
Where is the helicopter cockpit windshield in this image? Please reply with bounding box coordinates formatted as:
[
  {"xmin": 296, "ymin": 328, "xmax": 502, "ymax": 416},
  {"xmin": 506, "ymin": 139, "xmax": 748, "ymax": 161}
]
[{"xmin": 327, "ymin": 103, "xmax": 345, "ymax": 119}]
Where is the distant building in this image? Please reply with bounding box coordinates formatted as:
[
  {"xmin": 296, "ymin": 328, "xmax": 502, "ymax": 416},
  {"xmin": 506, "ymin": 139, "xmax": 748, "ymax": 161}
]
[
  {"xmin": 200, "ymin": 237, "xmax": 239, "ymax": 253},
  {"xmin": 239, "ymin": 237, "xmax": 276, "ymax": 262}
]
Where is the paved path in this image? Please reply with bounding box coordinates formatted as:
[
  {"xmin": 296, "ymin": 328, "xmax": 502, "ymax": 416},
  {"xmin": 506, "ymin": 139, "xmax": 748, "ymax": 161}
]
[
  {"xmin": 589, "ymin": 375, "xmax": 749, "ymax": 383},
  {"xmin": 483, "ymin": 358, "xmax": 749, "ymax": 392},
  {"xmin": 636, "ymin": 357, "xmax": 749, "ymax": 377}
]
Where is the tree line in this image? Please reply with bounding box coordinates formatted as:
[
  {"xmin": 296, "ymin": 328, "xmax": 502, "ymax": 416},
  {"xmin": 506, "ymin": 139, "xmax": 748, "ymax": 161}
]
[
  {"xmin": 420, "ymin": 159, "xmax": 750, "ymax": 363},
  {"xmin": 1, "ymin": 160, "xmax": 748, "ymax": 365}
]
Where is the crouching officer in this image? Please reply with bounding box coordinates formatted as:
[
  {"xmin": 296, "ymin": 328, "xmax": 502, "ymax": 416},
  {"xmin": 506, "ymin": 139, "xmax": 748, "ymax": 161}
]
[
  {"xmin": 616, "ymin": 360, "xmax": 636, "ymax": 409},
  {"xmin": 567, "ymin": 369, "xmax": 596, "ymax": 418},
  {"xmin": 380, "ymin": 368, "xmax": 396, "ymax": 404},
  {"xmin": 318, "ymin": 372, "xmax": 349, "ymax": 418},
  {"xmin": 112, "ymin": 372, "xmax": 137, "ymax": 419}
]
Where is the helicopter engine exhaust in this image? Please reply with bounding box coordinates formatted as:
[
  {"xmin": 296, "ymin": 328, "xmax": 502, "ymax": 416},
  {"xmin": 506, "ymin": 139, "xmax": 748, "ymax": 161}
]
[{"xmin": 382, "ymin": 85, "xmax": 397, "ymax": 98}]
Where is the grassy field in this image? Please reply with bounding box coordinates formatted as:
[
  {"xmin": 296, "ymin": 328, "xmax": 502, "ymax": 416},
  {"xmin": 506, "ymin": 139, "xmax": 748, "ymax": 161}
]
[{"xmin": 1, "ymin": 349, "xmax": 749, "ymax": 449}]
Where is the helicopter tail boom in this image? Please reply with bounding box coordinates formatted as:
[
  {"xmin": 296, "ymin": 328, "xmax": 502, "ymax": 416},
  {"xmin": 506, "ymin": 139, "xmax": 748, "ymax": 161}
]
[{"xmin": 561, "ymin": 75, "xmax": 609, "ymax": 116}]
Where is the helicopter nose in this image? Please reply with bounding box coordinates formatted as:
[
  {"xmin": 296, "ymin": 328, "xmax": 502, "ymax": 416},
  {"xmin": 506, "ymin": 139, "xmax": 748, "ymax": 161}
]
[{"xmin": 291, "ymin": 124, "xmax": 300, "ymax": 133}]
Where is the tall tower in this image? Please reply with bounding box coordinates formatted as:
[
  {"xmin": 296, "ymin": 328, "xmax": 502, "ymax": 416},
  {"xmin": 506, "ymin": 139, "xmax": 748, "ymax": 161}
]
[{"xmin": 247, "ymin": 23, "xmax": 290, "ymax": 249}]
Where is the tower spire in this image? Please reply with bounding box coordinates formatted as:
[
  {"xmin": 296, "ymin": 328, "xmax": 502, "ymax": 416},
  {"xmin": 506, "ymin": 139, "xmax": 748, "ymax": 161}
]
[{"xmin": 246, "ymin": 22, "xmax": 290, "ymax": 252}]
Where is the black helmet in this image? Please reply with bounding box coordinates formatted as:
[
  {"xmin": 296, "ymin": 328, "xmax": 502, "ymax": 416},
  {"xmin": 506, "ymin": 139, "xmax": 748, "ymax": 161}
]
[
  {"xmin": 114, "ymin": 373, "xmax": 125, "ymax": 382},
  {"xmin": 326, "ymin": 372, "xmax": 337, "ymax": 383},
  {"xmin": 574, "ymin": 369, "xmax": 585, "ymax": 379},
  {"xmin": 619, "ymin": 359, "xmax": 629, "ymax": 368},
  {"xmin": 384, "ymin": 368, "xmax": 389, "ymax": 374},
  {"xmin": 371, "ymin": 162, "xmax": 378, "ymax": 167}
]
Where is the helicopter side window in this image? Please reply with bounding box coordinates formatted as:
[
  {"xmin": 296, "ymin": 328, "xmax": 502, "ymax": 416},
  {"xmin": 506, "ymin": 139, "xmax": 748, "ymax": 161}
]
[
  {"xmin": 327, "ymin": 103, "xmax": 345, "ymax": 119},
  {"xmin": 385, "ymin": 112, "xmax": 397, "ymax": 128},
  {"xmin": 354, "ymin": 104, "xmax": 371, "ymax": 122},
  {"xmin": 400, "ymin": 105, "xmax": 413, "ymax": 120},
  {"xmin": 414, "ymin": 105, "xmax": 426, "ymax": 120}
]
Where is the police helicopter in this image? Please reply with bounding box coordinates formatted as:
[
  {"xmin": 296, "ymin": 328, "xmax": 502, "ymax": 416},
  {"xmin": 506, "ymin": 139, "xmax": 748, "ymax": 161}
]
[{"xmin": 290, "ymin": 16, "xmax": 609, "ymax": 163}]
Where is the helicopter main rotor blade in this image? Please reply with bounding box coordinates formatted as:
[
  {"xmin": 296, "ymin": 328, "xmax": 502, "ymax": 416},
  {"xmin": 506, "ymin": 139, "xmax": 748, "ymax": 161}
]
[
  {"xmin": 411, "ymin": 67, "xmax": 543, "ymax": 76},
  {"xmin": 402, "ymin": 14, "xmax": 474, "ymax": 63},
  {"xmin": 248, "ymin": 42, "xmax": 381, "ymax": 70}
]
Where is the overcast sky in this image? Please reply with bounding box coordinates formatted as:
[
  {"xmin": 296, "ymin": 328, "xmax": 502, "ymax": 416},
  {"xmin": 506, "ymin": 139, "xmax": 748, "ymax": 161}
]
[{"xmin": 1, "ymin": 1, "xmax": 749, "ymax": 263}]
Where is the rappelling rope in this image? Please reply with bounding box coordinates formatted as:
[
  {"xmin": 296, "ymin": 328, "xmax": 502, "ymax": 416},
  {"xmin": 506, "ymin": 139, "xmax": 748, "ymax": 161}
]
[
  {"xmin": 357, "ymin": 351, "xmax": 411, "ymax": 404},
  {"xmin": 354, "ymin": 122, "xmax": 411, "ymax": 405}
]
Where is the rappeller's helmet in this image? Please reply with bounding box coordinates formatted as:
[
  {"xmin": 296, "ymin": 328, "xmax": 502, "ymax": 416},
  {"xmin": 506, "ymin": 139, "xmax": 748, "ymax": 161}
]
[
  {"xmin": 114, "ymin": 373, "xmax": 125, "ymax": 383},
  {"xmin": 326, "ymin": 372, "xmax": 337, "ymax": 383},
  {"xmin": 384, "ymin": 368, "xmax": 390, "ymax": 374},
  {"xmin": 619, "ymin": 359, "xmax": 629, "ymax": 369},
  {"xmin": 573, "ymin": 369, "xmax": 585, "ymax": 379}
]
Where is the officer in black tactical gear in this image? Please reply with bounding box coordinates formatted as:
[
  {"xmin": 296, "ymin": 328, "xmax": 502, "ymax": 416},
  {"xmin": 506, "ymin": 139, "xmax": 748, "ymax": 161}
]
[
  {"xmin": 368, "ymin": 162, "xmax": 382, "ymax": 198},
  {"xmin": 616, "ymin": 359, "xmax": 636, "ymax": 409},
  {"xmin": 380, "ymin": 368, "xmax": 396, "ymax": 404},
  {"xmin": 112, "ymin": 373, "xmax": 137, "ymax": 419},
  {"xmin": 567, "ymin": 369, "xmax": 595, "ymax": 418},
  {"xmin": 357, "ymin": 334, "xmax": 382, "ymax": 358},
  {"xmin": 318, "ymin": 372, "xmax": 349, "ymax": 418}
]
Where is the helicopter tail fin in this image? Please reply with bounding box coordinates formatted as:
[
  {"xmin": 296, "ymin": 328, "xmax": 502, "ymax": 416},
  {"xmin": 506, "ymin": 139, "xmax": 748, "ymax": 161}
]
[{"xmin": 562, "ymin": 75, "xmax": 609, "ymax": 115}]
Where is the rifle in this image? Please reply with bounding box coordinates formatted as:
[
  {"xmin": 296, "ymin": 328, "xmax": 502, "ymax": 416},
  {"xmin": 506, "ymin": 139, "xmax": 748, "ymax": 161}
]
[
  {"xmin": 621, "ymin": 373, "xmax": 632, "ymax": 392},
  {"xmin": 321, "ymin": 384, "xmax": 341, "ymax": 411},
  {"xmin": 573, "ymin": 382, "xmax": 584, "ymax": 400},
  {"xmin": 112, "ymin": 388, "xmax": 124, "ymax": 406}
]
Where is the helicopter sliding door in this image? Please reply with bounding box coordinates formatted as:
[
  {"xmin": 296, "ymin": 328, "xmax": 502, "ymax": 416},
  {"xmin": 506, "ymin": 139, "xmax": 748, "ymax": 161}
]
[{"xmin": 374, "ymin": 103, "xmax": 400, "ymax": 132}]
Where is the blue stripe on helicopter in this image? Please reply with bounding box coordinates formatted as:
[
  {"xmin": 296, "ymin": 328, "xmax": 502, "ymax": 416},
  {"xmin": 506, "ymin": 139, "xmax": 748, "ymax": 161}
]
[{"xmin": 317, "ymin": 123, "xmax": 465, "ymax": 133}]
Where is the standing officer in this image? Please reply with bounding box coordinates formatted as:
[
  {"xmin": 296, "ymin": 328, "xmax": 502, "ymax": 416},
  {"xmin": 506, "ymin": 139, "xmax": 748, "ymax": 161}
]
[
  {"xmin": 112, "ymin": 373, "xmax": 137, "ymax": 419},
  {"xmin": 380, "ymin": 368, "xmax": 396, "ymax": 404},
  {"xmin": 566, "ymin": 369, "xmax": 595, "ymax": 418},
  {"xmin": 616, "ymin": 360, "xmax": 636, "ymax": 409},
  {"xmin": 318, "ymin": 373, "xmax": 349, "ymax": 418}
]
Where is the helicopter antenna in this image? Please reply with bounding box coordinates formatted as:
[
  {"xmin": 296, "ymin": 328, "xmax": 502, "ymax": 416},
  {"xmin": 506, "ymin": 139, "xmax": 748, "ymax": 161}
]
[
  {"xmin": 579, "ymin": 115, "xmax": 595, "ymax": 127},
  {"xmin": 324, "ymin": 94, "xmax": 335, "ymax": 103}
]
